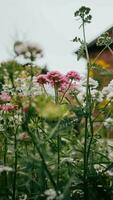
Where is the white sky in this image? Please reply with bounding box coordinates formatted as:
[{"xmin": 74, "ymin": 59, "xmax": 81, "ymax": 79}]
[{"xmin": 0, "ymin": 0, "xmax": 113, "ymax": 74}]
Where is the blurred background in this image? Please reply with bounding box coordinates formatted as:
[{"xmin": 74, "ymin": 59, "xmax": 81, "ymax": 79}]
[{"xmin": 0, "ymin": 0, "xmax": 113, "ymax": 74}]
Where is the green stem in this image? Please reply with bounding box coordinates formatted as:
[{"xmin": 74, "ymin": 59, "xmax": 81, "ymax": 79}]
[
  {"xmin": 59, "ymin": 80, "xmax": 72, "ymax": 104},
  {"xmin": 54, "ymin": 86, "xmax": 60, "ymax": 190},
  {"xmin": 83, "ymin": 21, "xmax": 90, "ymax": 200},
  {"xmin": 12, "ymin": 127, "xmax": 18, "ymax": 200},
  {"xmin": 57, "ymin": 132, "xmax": 60, "ymax": 190},
  {"xmin": 3, "ymin": 137, "xmax": 8, "ymax": 197},
  {"xmin": 27, "ymin": 127, "xmax": 57, "ymax": 191},
  {"xmin": 87, "ymin": 88, "xmax": 94, "ymax": 164},
  {"xmin": 55, "ymin": 86, "xmax": 59, "ymax": 104}
]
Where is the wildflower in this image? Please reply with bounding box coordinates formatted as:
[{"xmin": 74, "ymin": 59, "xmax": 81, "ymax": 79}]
[
  {"xmin": 66, "ymin": 70, "xmax": 81, "ymax": 81},
  {"xmin": 14, "ymin": 41, "xmax": 28, "ymax": 56},
  {"xmin": 36, "ymin": 74, "xmax": 49, "ymax": 85},
  {"xmin": 102, "ymin": 80, "xmax": 113, "ymax": 100},
  {"xmin": 47, "ymin": 71, "xmax": 67, "ymax": 88},
  {"xmin": 0, "ymin": 165, "xmax": 13, "ymax": 173},
  {"xmin": 14, "ymin": 41, "xmax": 43, "ymax": 60},
  {"xmin": 44, "ymin": 189, "xmax": 57, "ymax": 200},
  {"xmin": 59, "ymin": 76, "xmax": 70, "ymax": 92},
  {"xmin": 103, "ymin": 117, "xmax": 113, "ymax": 129},
  {"xmin": 26, "ymin": 42, "xmax": 43, "ymax": 58},
  {"xmin": 0, "ymin": 92, "xmax": 11, "ymax": 102},
  {"xmin": 81, "ymin": 77, "xmax": 99, "ymax": 88},
  {"xmin": 0, "ymin": 104, "xmax": 17, "ymax": 112}
]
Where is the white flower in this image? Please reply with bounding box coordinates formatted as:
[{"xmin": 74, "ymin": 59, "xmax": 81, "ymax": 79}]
[
  {"xmin": 0, "ymin": 165, "xmax": 13, "ymax": 173},
  {"xmin": 104, "ymin": 117, "xmax": 113, "ymax": 129},
  {"xmin": 44, "ymin": 189, "xmax": 57, "ymax": 200},
  {"xmin": 102, "ymin": 80, "xmax": 113, "ymax": 100},
  {"xmin": 14, "ymin": 41, "xmax": 28, "ymax": 56},
  {"xmin": 91, "ymin": 89, "xmax": 103, "ymax": 102},
  {"xmin": 80, "ymin": 77, "xmax": 98, "ymax": 88}
]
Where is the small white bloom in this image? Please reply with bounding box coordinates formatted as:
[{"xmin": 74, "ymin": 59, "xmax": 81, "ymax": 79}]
[
  {"xmin": 80, "ymin": 77, "xmax": 98, "ymax": 88},
  {"xmin": 104, "ymin": 117, "xmax": 113, "ymax": 129},
  {"xmin": 44, "ymin": 189, "xmax": 57, "ymax": 200},
  {"xmin": 14, "ymin": 41, "xmax": 28, "ymax": 56},
  {"xmin": 0, "ymin": 165, "xmax": 13, "ymax": 173}
]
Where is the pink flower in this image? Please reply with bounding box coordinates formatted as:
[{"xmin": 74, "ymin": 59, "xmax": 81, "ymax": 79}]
[
  {"xmin": 66, "ymin": 71, "xmax": 81, "ymax": 81},
  {"xmin": 46, "ymin": 71, "xmax": 65, "ymax": 87},
  {"xmin": 59, "ymin": 77, "xmax": 70, "ymax": 92},
  {"xmin": 0, "ymin": 105, "xmax": 17, "ymax": 112},
  {"xmin": 0, "ymin": 92, "xmax": 11, "ymax": 102},
  {"xmin": 36, "ymin": 74, "xmax": 48, "ymax": 85}
]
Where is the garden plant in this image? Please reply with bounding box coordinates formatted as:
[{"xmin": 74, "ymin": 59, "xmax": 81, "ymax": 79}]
[{"xmin": 0, "ymin": 6, "xmax": 113, "ymax": 200}]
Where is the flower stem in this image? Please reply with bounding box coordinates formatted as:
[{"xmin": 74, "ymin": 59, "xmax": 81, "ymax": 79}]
[
  {"xmin": 83, "ymin": 21, "xmax": 90, "ymax": 200},
  {"xmin": 12, "ymin": 127, "xmax": 18, "ymax": 200}
]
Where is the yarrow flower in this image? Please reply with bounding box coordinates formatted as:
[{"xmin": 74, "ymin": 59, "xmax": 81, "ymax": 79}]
[
  {"xmin": 0, "ymin": 92, "xmax": 11, "ymax": 102},
  {"xmin": 66, "ymin": 71, "xmax": 81, "ymax": 81}
]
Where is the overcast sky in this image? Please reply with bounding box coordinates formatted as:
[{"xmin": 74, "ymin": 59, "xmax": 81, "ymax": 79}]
[{"xmin": 0, "ymin": 0, "xmax": 113, "ymax": 74}]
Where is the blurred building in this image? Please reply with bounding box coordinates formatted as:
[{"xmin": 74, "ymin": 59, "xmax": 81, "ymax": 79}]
[{"xmin": 88, "ymin": 26, "xmax": 113, "ymax": 87}]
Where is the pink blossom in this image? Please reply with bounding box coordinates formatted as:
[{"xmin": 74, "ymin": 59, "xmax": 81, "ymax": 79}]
[
  {"xmin": 59, "ymin": 77, "xmax": 70, "ymax": 92},
  {"xmin": 46, "ymin": 71, "xmax": 66, "ymax": 87},
  {"xmin": 36, "ymin": 74, "xmax": 48, "ymax": 85},
  {"xmin": 0, "ymin": 92, "xmax": 11, "ymax": 102},
  {"xmin": 66, "ymin": 71, "xmax": 81, "ymax": 81},
  {"xmin": 0, "ymin": 105, "xmax": 17, "ymax": 112}
]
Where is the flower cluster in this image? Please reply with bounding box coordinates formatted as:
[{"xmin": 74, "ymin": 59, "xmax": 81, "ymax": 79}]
[
  {"xmin": 102, "ymin": 80, "xmax": 113, "ymax": 100},
  {"xmin": 103, "ymin": 117, "xmax": 113, "ymax": 129},
  {"xmin": 66, "ymin": 70, "xmax": 81, "ymax": 81},
  {"xmin": 74, "ymin": 77, "xmax": 103, "ymax": 103},
  {"xmin": 0, "ymin": 92, "xmax": 11, "ymax": 102},
  {"xmin": 35, "ymin": 70, "xmax": 80, "ymax": 91},
  {"xmin": 0, "ymin": 104, "xmax": 17, "ymax": 112},
  {"xmin": 14, "ymin": 41, "xmax": 43, "ymax": 61}
]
